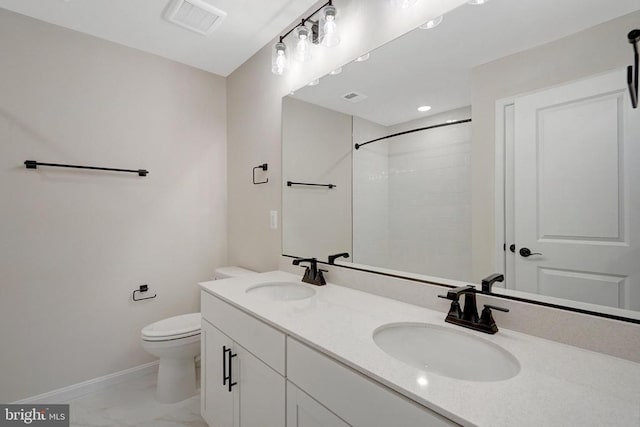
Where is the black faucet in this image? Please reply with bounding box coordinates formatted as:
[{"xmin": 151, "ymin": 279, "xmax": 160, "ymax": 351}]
[
  {"xmin": 439, "ymin": 285, "xmax": 509, "ymax": 334},
  {"xmin": 292, "ymin": 258, "xmax": 327, "ymax": 286},
  {"xmin": 481, "ymin": 273, "xmax": 505, "ymax": 293},
  {"xmin": 328, "ymin": 252, "xmax": 350, "ymax": 265}
]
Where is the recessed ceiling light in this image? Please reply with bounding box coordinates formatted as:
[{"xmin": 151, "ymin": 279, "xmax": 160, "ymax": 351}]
[
  {"xmin": 417, "ymin": 105, "xmax": 432, "ymax": 112},
  {"xmin": 330, "ymin": 67, "xmax": 343, "ymax": 75},
  {"xmin": 390, "ymin": 0, "xmax": 418, "ymax": 8},
  {"xmin": 308, "ymin": 79, "xmax": 320, "ymax": 86},
  {"xmin": 355, "ymin": 53, "xmax": 370, "ymax": 62},
  {"xmin": 468, "ymin": 0, "xmax": 489, "ymax": 4},
  {"xmin": 419, "ymin": 15, "xmax": 443, "ymax": 30}
]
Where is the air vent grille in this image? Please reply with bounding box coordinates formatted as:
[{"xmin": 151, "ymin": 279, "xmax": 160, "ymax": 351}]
[
  {"xmin": 165, "ymin": 0, "xmax": 226, "ymax": 36},
  {"xmin": 342, "ymin": 91, "xmax": 368, "ymax": 103}
]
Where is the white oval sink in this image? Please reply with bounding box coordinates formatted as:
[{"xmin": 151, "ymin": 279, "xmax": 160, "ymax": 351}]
[
  {"xmin": 246, "ymin": 282, "xmax": 316, "ymax": 301},
  {"xmin": 373, "ymin": 323, "xmax": 520, "ymax": 382}
]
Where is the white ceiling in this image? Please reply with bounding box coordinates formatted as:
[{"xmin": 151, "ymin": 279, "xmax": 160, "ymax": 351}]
[
  {"xmin": 0, "ymin": 0, "xmax": 319, "ymax": 77},
  {"xmin": 292, "ymin": 0, "xmax": 640, "ymax": 126}
]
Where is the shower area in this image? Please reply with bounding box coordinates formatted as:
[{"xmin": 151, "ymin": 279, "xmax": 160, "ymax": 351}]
[{"xmin": 352, "ymin": 107, "xmax": 472, "ymax": 282}]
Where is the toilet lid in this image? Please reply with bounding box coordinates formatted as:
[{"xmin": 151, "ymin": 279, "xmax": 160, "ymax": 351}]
[{"xmin": 142, "ymin": 313, "xmax": 201, "ymax": 340}]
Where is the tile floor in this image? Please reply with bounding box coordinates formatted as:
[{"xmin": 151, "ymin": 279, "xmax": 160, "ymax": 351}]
[{"xmin": 69, "ymin": 371, "xmax": 207, "ymax": 427}]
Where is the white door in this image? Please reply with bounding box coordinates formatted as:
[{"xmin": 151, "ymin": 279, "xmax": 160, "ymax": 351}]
[
  {"xmin": 286, "ymin": 382, "xmax": 351, "ymax": 427},
  {"xmin": 202, "ymin": 320, "xmax": 235, "ymax": 427},
  {"xmin": 513, "ymin": 69, "xmax": 640, "ymax": 310}
]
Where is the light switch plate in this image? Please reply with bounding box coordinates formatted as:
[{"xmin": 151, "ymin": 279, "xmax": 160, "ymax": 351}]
[{"xmin": 270, "ymin": 210, "xmax": 278, "ymax": 229}]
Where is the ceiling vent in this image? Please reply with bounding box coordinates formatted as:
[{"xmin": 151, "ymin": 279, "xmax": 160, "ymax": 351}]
[
  {"xmin": 164, "ymin": 0, "xmax": 227, "ymax": 36},
  {"xmin": 342, "ymin": 91, "xmax": 368, "ymax": 104}
]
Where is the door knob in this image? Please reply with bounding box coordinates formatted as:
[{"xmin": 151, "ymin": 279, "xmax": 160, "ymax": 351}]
[
  {"xmin": 519, "ymin": 247, "xmax": 542, "ymax": 257},
  {"xmin": 509, "ymin": 244, "xmax": 516, "ymax": 253}
]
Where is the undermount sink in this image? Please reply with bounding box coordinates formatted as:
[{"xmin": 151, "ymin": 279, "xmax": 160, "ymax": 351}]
[
  {"xmin": 246, "ymin": 282, "xmax": 316, "ymax": 301},
  {"xmin": 373, "ymin": 323, "xmax": 520, "ymax": 382}
]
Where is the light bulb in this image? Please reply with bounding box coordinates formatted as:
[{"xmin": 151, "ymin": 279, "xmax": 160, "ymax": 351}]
[
  {"xmin": 320, "ymin": 5, "xmax": 340, "ymax": 47},
  {"xmin": 275, "ymin": 51, "xmax": 286, "ymax": 74},
  {"xmin": 308, "ymin": 79, "xmax": 320, "ymax": 86},
  {"xmin": 294, "ymin": 26, "xmax": 312, "ymax": 62},
  {"xmin": 329, "ymin": 67, "xmax": 342, "ymax": 75},
  {"xmin": 355, "ymin": 53, "xmax": 370, "ymax": 62},
  {"xmin": 417, "ymin": 105, "xmax": 432, "ymax": 112},
  {"xmin": 271, "ymin": 42, "xmax": 288, "ymax": 75},
  {"xmin": 468, "ymin": 0, "xmax": 488, "ymax": 4}
]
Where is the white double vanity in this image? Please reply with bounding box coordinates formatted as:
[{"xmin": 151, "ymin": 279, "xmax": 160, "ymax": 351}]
[{"xmin": 200, "ymin": 271, "xmax": 640, "ymax": 427}]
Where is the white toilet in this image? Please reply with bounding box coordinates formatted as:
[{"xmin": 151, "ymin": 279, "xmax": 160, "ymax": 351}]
[{"xmin": 141, "ymin": 266, "xmax": 255, "ymax": 403}]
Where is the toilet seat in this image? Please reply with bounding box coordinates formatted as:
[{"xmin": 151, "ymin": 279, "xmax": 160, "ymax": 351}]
[{"xmin": 142, "ymin": 313, "xmax": 201, "ymax": 342}]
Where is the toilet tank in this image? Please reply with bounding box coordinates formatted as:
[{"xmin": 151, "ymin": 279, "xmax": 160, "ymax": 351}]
[{"xmin": 214, "ymin": 266, "xmax": 256, "ymax": 280}]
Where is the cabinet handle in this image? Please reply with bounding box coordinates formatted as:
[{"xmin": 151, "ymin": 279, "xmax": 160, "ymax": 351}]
[
  {"xmin": 222, "ymin": 346, "xmax": 231, "ymax": 386},
  {"xmin": 227, "ymin": 349, "xmax": 238, "ymax": 392}
]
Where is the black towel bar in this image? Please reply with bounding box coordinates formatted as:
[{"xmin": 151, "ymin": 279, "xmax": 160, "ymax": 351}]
[
  {"xmin": 25, "ymin": 160, "xmax": 148, "ymax": 177},
  {"xmin": 287, "ymin": 181, "xmax": 335, "ymax": 189}
]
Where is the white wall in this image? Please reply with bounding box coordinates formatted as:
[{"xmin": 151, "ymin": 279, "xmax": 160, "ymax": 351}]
[
  {"xmin": 0, "ymin": 10, "xmax": 227, "ymax": 402},
  {"xmin": 282, "ymin": 97, "xmax": 352, "ymax": 260},
  {"xmin": 470, "ymin": 10, "xmax": 640, "ymax": 281},
  {"xmin": 227, "ymin": 0, "xmax": 468, "ymax": 272}
]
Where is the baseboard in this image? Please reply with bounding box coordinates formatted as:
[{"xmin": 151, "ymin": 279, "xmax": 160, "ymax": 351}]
[{"xmin": 13, "ymin": 361, "xmax": 159, "ymax": 404}]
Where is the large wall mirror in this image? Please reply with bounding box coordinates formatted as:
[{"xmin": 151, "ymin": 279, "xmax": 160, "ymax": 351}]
[{"xmin": 282, "ymin": 0, "xmax": 640, "ymax": 321}]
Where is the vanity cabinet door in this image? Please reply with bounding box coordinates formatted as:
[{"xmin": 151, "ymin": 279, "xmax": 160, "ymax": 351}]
[
  {"xmin": 201, "ymin": 320, "xmax": 235, "ymax": 427},
  {"xmin": 235, "ymin": 345, "xmax": 285, "ymax": 427},
  {"xmin": 202, "ymin": 318, "xmax": 285, "ymax": 427},
  {"xmin": 287, "ymin": 382, "xmax": 351, "ymax": 427}
]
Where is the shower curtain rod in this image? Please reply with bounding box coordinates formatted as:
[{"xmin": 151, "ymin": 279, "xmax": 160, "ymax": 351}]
[{"xmin": 354, "ymin": 118, "xmax": 472, "ymax": 150}]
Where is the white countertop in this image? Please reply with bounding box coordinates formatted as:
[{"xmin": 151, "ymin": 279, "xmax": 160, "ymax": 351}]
[{"xmin": 200, "ymin": 271, "xmax": 640, "ymax": 427}]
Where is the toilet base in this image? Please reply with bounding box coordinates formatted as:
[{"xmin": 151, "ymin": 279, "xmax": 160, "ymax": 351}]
[{"xmin": 156, "ymin": 357, "xmax": 197, "ymax": 403}]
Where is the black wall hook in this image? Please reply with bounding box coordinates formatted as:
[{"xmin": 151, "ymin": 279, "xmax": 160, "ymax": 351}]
[
  {"xmin": 628, "ymin": 29, "xmax": 640, "ymax": 109},
  {"xmin": 133, "ymin": 284, "xmax": 156, "ymax": 302},
  {"xmin": 253, "ymin": 163, "xmax": 268, "ymax": 184}
]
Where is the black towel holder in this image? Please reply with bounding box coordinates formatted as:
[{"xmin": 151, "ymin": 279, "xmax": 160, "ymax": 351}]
[
  {"xmin": 25, "ymin": 160, "xmax": 148, "ymax": 177},
  {"xmin": 287, "ymin": 181, "xmax": 335, "ymax": 189},
  {"xmin": 253, "ymin": 163, "xmax": 268, "ymax": 184},
  {"xmin": 133, "ymin": 285, "xmax": 156, "ymax": 302}
]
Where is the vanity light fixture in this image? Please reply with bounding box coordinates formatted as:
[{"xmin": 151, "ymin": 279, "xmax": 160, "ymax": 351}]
[
  {"xmin": 390, "ymin": 0, "xmax": 418, "ymax": 9},
  {"xmin": 355, "ymin": 52, "xmax": 371, "ymax": 62},
  {"xmin": 417, "ymin": 105, "xmax": 432, "ymax": 112},
  {"xmin": 271, "ymin": 1, "xmax": 341, "ymax": 75},
  {"xmin": 419, "ymin": 15, "xmax": 443, "ymax": 30}
]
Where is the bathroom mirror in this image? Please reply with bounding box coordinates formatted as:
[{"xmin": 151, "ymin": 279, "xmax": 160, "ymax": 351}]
[{"xmin": 282, "ymin": 0, "xmax": 640, "ymax": 321}]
